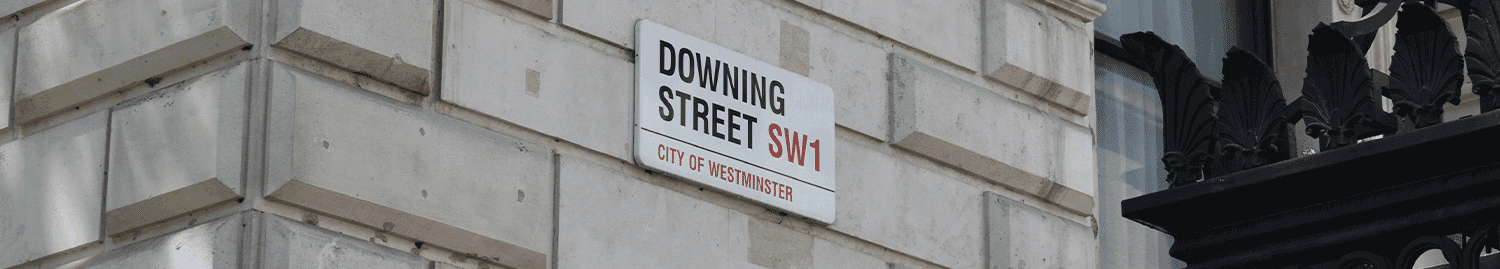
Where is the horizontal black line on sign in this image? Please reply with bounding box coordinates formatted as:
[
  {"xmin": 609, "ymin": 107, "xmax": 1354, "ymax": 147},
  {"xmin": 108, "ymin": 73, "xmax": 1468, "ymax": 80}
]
[{"xmin": 642, "ymin": 127, "xmax": 833, "ymax": 193}]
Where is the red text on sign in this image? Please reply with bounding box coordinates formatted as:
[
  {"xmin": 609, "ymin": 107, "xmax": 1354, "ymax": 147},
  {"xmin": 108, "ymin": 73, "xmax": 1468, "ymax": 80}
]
[{"xmin": 766, "ymin": 123, "xmax": 822, "ymax": 171}]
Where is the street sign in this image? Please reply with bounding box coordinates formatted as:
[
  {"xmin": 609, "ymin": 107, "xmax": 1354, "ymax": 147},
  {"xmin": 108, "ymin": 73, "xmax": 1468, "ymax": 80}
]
[{"xmin": 634, "ymin": 20, "xmax": 836, "ymax": 223}]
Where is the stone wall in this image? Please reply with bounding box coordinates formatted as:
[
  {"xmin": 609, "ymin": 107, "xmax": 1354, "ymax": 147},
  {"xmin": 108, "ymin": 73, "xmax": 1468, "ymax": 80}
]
[{"xmin": 0, "ymin": 0, "xmax": 1104, "ymax": 268}]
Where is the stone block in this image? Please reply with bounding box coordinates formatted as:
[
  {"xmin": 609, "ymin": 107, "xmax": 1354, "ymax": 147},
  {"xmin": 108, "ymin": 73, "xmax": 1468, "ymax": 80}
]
[
  {"xmin": 0, "ymin": 24, "xmax": 13, "ymax": 133},
  {"xmin": 800, "ymin": 0, "xmax": 982, "ymax": 70},
  {"xmin": 986, "ymin": 192, "xmax": 1096, "ymax": 269},
  {"xmin": 556, "ymin": 155, "xmax": 755, "ymax": 268},
  {"xmin": 268, "ymin": 180, "xmax": 544, "ymax": 269},
  {"xmin": 890, "ymin": 53, "xmax": 1096, "ymax": 214},
  {"xmin": 495, "ymin": 0, "xmax": 552, "ymax": 19},
  {"xmin": 61, "ymin": 213, "xmax": 242, "ymax": 269},
  {"xmin": 831, "ymin": 138, "xmax": 984, "ymax": 269},
  {"xmin": 562, "ymin": 0, "xmax": 771, "ymax": 60},
  {"xmin": 105, "ymin": 64, "xmax": 247, "ymax": 235},
  {"xmin": 262, "ymin": 214, "xmax": 427, "ymax": 269},
  {"xmin": 983, "ymin": 0, "xmax": 1099, "ymax": 114},
  {"xmin": 266, "ymin": 63, "xmax": 553, "ymax": 267},
  {"xmin": 890, "ymin": 53, "xmax": 1058, "ymax": 193},
  {"xmin": 15, "ymin": 0, "xmax": 252, "ymax": 123},
  {"xmin": 802, "ymin": 20, "xmax": 889, "ymax": 141},
  {"xmin": 0, "ymin": 111, "xmax": 109, "ymax": 268},
  {"xmin": 1059, "ymin": 123, "xmax": 1096, "ymax": 197},
  {"xmin": 812, "ymin": 238, "xmax": 885, "ymax": 269},
  {"xmin": 275, "ymin": 0, "xmax": 433, "ymax": 94},
  {"xmin": 443, "ymin": 0, "xmax": 634, "ymax": 160},
  {"xmin": 0, "ymin": 0, "xmax": 44, "ymax": 17},
  {"xmin": 748, "ymin": 219, "xmax": 813, "ymax": 269}
]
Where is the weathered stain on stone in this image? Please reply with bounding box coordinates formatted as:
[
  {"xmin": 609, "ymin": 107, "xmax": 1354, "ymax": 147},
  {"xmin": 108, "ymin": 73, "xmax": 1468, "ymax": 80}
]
[{"xmin": 303, "ymin": 213, "xmax": 319, "ymax": 225}]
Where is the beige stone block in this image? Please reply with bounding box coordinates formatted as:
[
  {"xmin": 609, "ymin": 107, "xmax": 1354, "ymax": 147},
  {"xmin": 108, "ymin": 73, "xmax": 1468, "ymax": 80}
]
[
  {"xmin": 983, "ymin": 0, "xmax": 1097, "ymax": 114},
  {"xmin": 560, "ymin": 0, "xmax": 784, "ymax": 62},
  {"xmin": 1059, "ymin": 123, "xmax": 1096, "ymax": 197},
  {"xmin": 0, "ymin": 111, "xmax": 109, "ymax": 268},
  {"xmin": 0, "ymin": 25, "xmax": 13, "ymax": 133},
  {"xmin": 266, "ymin": 63, "xmax": 551, "ymax": 269},
  {"xmin": 891, "ymin": 53, "xmax": 1058, "ymax": 190},
  {"xmin": 812, "ymin": 238, "xmax": 885, "ymax": 269},
  {"xmin": 495, "ymin": 0, "xmax": 552, "ymax": 19},
  {"xmin": 556, "ymin": 155, "xmax": 755, "ymax": 268},
  {"xmin": 803, "ymin": 0, "xmax": 982, "ymax": 70},
  {"xmin": 748, "ymin": 219, "xmax": 813, "ymax": 269},
  {"xmin": 986, "ymin": 192, "xmax": 1096, "ymax": 269},
  {"xmin": 803, "ymin": 20, "xmax": 889, "ymax": 141},
  {"xmin": 890, "ymin": 53, "xmax": 1095, "ymax": 214},
  {"xmin": 262, "ymin": 214, "xmax": 428, "ymax": 269},
  {"xmin": 275, "ymin": 0, "xmax": 434, "ymax": 94},
  {"xmin": 105, "ymin": 64, "xmax": 248, "ymax": 236},
  {"xmin": 0, "ymin": 0, "xmax": 44, "ymax": 17},
  {"xmin": 267, "ymin": 180, "xmax": 545, "ymax": 269},
  {"xmin": 832, "ymin": 139, "xmax": 985, "ymax": 269},
  {"xmin": 60, "ymin": 213, "xmax": 242, "ymax": 269},
  {"xmin": 443, "ymin": 0, "xmax": 634, "ymax": 160},
  {"xmin": 15, "ymin": 0, "xmax": 252, "ymax": 123}
]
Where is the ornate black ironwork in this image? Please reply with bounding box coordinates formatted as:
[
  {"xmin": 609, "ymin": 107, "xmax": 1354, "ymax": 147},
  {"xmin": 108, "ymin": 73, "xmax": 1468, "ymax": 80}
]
[
  {"xmin": 1385, "ymin": 3, "xmax": 1465, "ymax": 128},
  {"xmin": 1123, "ymin": 111, "xmax": 1500, "ymax": 268},
  {"xmin": 1469, "ymin": 0, "xmax": 1500, "ymax": 112},
  {"xmin": 1216, "ymin": 48, "xmax": 1292, "ymax": 174},
  {"xmin": 1121, "ymin": 32, "xmax": 1221, "ymax": 187},
  {"xmin": 1289, "ymin": 24, "xmax": 1398, "ymax": 151},
  {"xmin": 1339, "ymin": 0, "xmax": 1403, "ymax": 53},
  {"xmin": 1120, "ymin": 1, "xmax": 1500, "ymax": 268},
  {"xmin": 1271, "ymin": 231, "xmax": 1499, "ymax": 269}
]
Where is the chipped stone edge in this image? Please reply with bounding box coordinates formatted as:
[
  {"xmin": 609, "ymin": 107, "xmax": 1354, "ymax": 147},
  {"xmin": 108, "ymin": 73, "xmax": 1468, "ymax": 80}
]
[
  {"xmin": 104, "ymin": 178, "xmax": 243, "ymax": 237},
  {"xmin": 265, "ymin": 179, "xmax": 547, "ymax": 269},
  {"xmin": 272, "ymin": 28, "xmax": 432, "ymax": 96}
]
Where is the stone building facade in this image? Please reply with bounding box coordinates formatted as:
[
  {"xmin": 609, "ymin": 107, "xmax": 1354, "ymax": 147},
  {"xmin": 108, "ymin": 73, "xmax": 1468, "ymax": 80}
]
[{"xmin": 0, "ymin": 0, "xmax": 1107, "ymax": 268}]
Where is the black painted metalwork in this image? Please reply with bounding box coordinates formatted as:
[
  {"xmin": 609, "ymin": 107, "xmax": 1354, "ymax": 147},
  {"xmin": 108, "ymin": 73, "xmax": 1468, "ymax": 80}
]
[
  {"xmin": 1125, "ymin": 111, "xmax": 1500, "ymax": 268},
  {"xmin": 1289, "ymin": 24, "xmax": 1398, "ymax": 151},
  {"xmin": 1385, "ymin": 3, "xmax": 1464, "ymax": 128},
  {"xmin": 1218, "ymin": 48, "xmax": 1293, "ymax": 174},
  {"xmin": 1469, "ymin": 0, "xmax": 1500, "ymax": 112},
  {"xmin": 1120, "ymin": 33, "xmax": 1221, "ymax": 187},
  {"xmin": 1120, "ymin": 1, "xmax": 1500, "ymax": 268}
]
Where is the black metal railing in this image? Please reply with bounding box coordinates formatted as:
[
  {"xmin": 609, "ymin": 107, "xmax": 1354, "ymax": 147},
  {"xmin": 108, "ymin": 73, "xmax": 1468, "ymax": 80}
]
[{"xmin": 1120, "ymin": 0, "xmax": 1500, "ymax": 268}]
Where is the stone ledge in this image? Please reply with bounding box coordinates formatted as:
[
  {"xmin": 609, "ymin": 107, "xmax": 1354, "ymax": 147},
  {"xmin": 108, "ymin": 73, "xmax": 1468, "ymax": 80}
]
[
  {"xmin": 0, "ymin": 0, "xmax": 44, "ymax": 18},
  {"xmin": 983, "ymin": 0, "xmax": 1096, "ymax": 115},
  {"xmin": 266, "ymin": 180, "xmax": 546, "ymax": 269},
  {"xmin": 986, "ymin": 192, "xmax": 1095, "ymax": 269},
  {"xmin": 890, "ymin": 53, "xmax": 1094, "ymax": 215},
  {"xmin": 15, "ymin": 0, "xmax": 253, "ymax": 124},
  {"xmin": 1025, "ymin": 0, "xmax": 1106, "ymax": 23},
  {"xmin": 63, "ymin": 213, "xmax": 242, "ymax": 269},
  {"xmin": 274, "ymin": 0, "xmax": 435, "ymax": 95},
  {"xmin": 15, "ymin": 27, "xmax": 248, "ymax": 124},
  {"xmin": 491, "ymin": 0, "xmax": 553, "ymax": 19},
  {"xmin": 262, "ymin": 214, "xmax": 427, "ymax": 268},
  {"xmin": 274, "ymin": 28, "xmax": 430, "ymax": 95},
  {"xmin": 893, "ymin": 132, "xmax": 1093, "ymax": 215},
  {"xmin": 104, "ymin": 179, "xmax": 242, "ymax": 237}
]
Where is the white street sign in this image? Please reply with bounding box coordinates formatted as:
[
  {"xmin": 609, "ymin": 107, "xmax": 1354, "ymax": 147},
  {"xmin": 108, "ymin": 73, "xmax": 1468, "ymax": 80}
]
[{"xmin": 634, "ymin": 20, "xmax": 836, "ymax": 223}]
